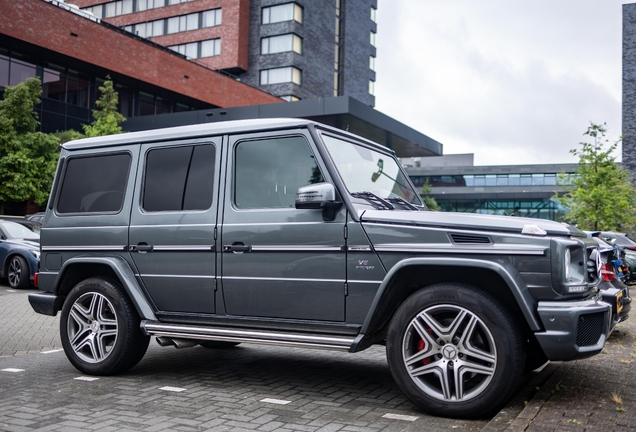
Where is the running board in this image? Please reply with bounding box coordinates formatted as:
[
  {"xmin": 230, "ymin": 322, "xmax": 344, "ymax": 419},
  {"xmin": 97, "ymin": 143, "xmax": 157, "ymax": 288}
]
[{"xmin": 141, "ymin": 321, "xmax": 355, "ymax": 351}]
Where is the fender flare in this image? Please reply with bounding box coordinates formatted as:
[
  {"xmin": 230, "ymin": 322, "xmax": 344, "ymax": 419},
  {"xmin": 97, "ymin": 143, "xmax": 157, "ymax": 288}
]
[
  {"xmin": 54, "ymin": 255, "xmax": 157, "ymax": 321},
  {"xmin": 350, "ymin": 256, "xmax": 541, "ymax": 352}
]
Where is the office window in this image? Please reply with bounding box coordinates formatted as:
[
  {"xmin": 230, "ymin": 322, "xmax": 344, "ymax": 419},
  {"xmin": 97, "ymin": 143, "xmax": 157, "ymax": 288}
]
[
  {"xmin": 371, "ymin": 6, "xmax": 377, "ymax": 23},
  {"xmin": 202, "ymin": 9, "xmax": 222, "ymax": 27},
  {"xmin": 280, "ymin": 95, "xmax": 300, "ymax": 102},
  {"xmin": 260, "ymin": 67, "xmax": 302, "ymax": 85},
  {"xmin": 262, "ymin": 3, "xmax": 303, "ymax": 24},
  {"xmin": 370, "ymin": 31, "xmax": 376, "ymax": 47},
  {"xmin": 261, "ymin": 34, "xmax": 302, "ymax": 55},
  {"xmin": 369, "ymin": 80, "xmax": 375, "ymax": 96},
  {"xmin": 200, "ymin": 39, "xmax": 221, "ymax": 57},
  {"xmin": 369, "ymin": 55, "xmax": 375, "ymax": 71}
]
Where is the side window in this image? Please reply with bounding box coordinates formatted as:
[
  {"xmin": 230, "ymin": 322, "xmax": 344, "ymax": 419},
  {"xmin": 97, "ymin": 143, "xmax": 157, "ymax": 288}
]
[
  {"xmin": 143, "ymin": 144, "xmax": 215, "ymax": 212},
  {"xmin": 235, "ymin": 136, "xmax": 324, "ymax": 209},
  {"xmin": 57, "ymin": 153, "xmax": 131, "ymax": 214}
]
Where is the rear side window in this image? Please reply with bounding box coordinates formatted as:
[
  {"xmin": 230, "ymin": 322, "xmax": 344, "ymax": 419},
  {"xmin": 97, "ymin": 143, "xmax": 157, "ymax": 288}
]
[
  {"xmin": 57, "ymin": 153, "xmax": 131, "ymax": 214},
  {"xmin": 143, "ymin": 144, "xmax": 215, "ymax": 212}
]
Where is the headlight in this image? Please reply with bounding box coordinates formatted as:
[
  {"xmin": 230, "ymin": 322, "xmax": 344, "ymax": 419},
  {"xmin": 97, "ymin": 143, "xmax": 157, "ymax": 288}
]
[
  {"xmin": 564, "ymin": 248, "xmax": 571, "ymax": 281},
  {"xmin": 30, "ymin": 250, "xmax": 40, "ymax": 259}
]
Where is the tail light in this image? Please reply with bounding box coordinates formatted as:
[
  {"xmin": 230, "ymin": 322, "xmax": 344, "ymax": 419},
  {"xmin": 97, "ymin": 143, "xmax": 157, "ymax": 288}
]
[
  {"xmin": 601, "ymin": 263, "xmax": 615, "ymax": 282},
  {"xmin": 33, "ymin": 272, "xmax": 38, "ymax": 288}
]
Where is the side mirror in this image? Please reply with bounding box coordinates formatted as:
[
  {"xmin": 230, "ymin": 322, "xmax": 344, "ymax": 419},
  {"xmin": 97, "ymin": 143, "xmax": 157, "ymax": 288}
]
[{"xmin": 295, "ymin": 183, "xmax": 342, "ymax": 221}]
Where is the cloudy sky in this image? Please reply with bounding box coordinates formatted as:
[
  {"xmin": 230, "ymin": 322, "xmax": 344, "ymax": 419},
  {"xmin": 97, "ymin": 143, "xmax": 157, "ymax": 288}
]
[{"xmin": 374, "ymin": 0, "xmax": 628, "ymax": 166}]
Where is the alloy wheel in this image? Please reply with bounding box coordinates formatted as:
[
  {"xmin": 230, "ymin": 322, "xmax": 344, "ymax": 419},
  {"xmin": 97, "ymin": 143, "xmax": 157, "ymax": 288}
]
[{"xmin": 67, "ymin": 292, "xmax": 119, "ymax": 363}]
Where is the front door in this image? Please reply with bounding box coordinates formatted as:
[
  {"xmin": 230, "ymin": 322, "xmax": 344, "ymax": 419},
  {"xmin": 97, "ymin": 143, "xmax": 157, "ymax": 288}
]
[
  {"xmin": 129, "ymin": 138, "xmax": 221, "ymax": 314},
  {"xmin": 220, "ymin": 131, "xmax": 347, "ymax": 321}
]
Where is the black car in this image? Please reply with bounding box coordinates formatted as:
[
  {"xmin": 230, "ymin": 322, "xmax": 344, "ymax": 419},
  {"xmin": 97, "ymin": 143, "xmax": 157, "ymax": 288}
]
[{"xmin": 0, "ymin": 220, "xmax": 40, "ymax": 289}]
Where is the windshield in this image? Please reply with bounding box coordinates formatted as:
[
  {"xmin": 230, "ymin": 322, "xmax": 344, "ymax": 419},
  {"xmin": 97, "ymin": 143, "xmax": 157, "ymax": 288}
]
[
  {"xmin": 321, "ymin": 134, "xmax": 422, "ymax": 205},
  {"xmin": 1, "ymin": 221, "xmax": 40, "ymax": 240}
]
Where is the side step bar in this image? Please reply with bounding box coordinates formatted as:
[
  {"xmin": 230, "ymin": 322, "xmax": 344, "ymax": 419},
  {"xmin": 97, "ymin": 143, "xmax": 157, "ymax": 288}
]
[{"xmin": 141, "ymin": 321, "xmax": 355, "ymax": 351}]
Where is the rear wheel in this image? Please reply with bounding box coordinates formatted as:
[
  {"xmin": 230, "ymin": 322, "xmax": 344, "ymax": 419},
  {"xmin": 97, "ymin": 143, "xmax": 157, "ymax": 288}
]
[
  {"xmin": 386, "ymin": 283, "xmax": 525, "ymax": 418},
  {"xmin": 8, "ymin": 256, "xmax": 30, "ymax": 289},
  {"xmin": 60, "ymin": 277, "xmax": 150, "ymax": 375}
]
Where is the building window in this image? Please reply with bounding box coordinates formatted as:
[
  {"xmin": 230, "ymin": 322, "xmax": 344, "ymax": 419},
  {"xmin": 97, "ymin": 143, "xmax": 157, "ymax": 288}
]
[
  {"xmin": 370, "ymin": 6, "xmax": 377, "ymax": 23},
  {"xmin": 370, "ymin": 31, "xmax": 376, "ymax": 47},
  {"xmin": 202, "ymin": 9, "xmax": 222, "ymax": 27},
  {"xmin": 262, "ymin": 3, "xmax": 303, "ymax": 24},
  {"xmin": 369, "ymin": 80, "xmax": 375, "ymax": 95},
  {"xmin": 369, "ymin": 55, "xmax": 375, "ymax": 71},
  {"xmin": 84, "ymin": 0, "xmax": 194, "ymax": 19},
  {"xmin": 126, "ymin": 8, "xmax": 221, "ymax": 37},
  {"xmin": 260, "ymin": 67, "xmax": 301, "ymax": 85},
  {"xmin": 168, "ymin": 39, "xmax": 220, "ymax": 59},
  {"xmin": 280, "ymin": 95, "xmax": 300, "ymax": 102},
  {"xmin": 261, "ymin": 34, "xmax": 302, "ymax": 55}
]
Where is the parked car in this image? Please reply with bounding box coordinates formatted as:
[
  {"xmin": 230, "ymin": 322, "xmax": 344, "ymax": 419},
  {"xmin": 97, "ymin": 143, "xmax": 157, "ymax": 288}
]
[
  {"xmin": 624, "ymin": 251, "xmax": 636, "ymax": 283},
  {"xmin": 28, "ymin": 118, "xmax": 611, "ymax": 419},
  {"xmin": 0, "ymin": 220, "xmax": 40, "ymax": 289},
  {"xmin": 25, "ymin": 212, "xmax": 45, "ymax": 224},
  {"xmin": 587, "ymin": 234, "xmax": 631, "ymax": 328}
]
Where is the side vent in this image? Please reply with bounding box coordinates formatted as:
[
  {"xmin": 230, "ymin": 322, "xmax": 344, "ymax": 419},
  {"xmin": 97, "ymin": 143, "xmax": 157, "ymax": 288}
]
[{"xmin": 450, "ymin": 234, "xmax": 492, "ymax": 244}]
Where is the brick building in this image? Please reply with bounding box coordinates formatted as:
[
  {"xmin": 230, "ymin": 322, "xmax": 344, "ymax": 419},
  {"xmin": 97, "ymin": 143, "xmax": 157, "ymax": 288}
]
[{"xmin": 75, "ymin": 0, "xmax": 378, "ymax": 105}]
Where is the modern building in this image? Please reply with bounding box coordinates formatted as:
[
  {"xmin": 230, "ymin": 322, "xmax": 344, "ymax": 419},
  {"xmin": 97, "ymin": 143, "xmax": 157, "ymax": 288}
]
[
  {"xmin": 624, "ymin": 3, "xmax": 636, "ymax": 179},
  {"xmin": 402, "ymin": 155, "xmax": 576, "ymax": 220},
  {"xmin": 0, "ymin": 0, "xmax": 282, "ymax": 133},
  {"xmin": 74, "ymin": 0, "xmax": 378, "ymax": 105}
]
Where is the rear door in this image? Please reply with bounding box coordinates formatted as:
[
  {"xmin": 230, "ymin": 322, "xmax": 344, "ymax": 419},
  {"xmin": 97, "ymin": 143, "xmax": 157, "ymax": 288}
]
[
  {"xmin": 129, "ymin": 137, "xmax": 221, "ymax": 314},
  {"xmin": 219, "ymin": 130, "xmax": 347, "ymax": 321}
]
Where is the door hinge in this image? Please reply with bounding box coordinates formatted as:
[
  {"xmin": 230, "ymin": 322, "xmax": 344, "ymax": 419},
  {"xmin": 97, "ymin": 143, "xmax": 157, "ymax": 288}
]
[
  {"xmin": 344, "ymin": 225, "xmax": 348, "ymax": 239},
  {"xmin": 214, "ymin": 279, "xmax": 218, "ymax": 292},
  {"xmin": 344, "ymin": 282, "xmax": 348, "ymax": 296},
  {"xmin": 214, "ymin": 226, "xmax": 218, "ymax": 240}
]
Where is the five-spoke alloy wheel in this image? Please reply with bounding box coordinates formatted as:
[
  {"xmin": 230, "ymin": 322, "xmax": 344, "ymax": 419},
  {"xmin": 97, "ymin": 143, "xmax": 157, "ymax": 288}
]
[
  {"xmin": 8, "ymin": 256, "xmax": 29, "ymax": 289},
  {"xmin": 386, "ymin": 283, "xmax": 525, "ymax": 418},
  {"xmin": 60, "ymin": 278, "xmax": 150, "ymax": 375}
]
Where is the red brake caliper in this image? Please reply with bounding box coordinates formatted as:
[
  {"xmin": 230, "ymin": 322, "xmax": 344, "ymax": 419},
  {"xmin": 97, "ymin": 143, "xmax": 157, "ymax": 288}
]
[{"xmin": 417, "ymin": 326, "xmax": 433, "ymax": 365}]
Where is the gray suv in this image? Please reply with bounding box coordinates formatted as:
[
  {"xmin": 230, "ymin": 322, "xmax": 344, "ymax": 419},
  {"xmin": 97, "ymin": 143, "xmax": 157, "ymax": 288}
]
[{"xmin": 29, "ymin": 118, "xmax": 611, "ymax": 418}]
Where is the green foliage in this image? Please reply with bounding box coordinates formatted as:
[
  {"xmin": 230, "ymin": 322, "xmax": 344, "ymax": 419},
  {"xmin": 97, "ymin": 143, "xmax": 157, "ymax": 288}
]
[
  {"xmin": 53, "ymin": 129, "xmax": 83, "ymax": 144},
  {"xmin": 555, "ymin": 123, "xmax": 636, "ymax": 231},
  {"xmin": 82, "ymin": 77, "xmax": 125, "ymax": 138},
  {"xmin": 421, "ymin": 180, "xmax": 440, "ymax": 211},
  {"xmin": 0, "ymin": 77, "xmax": 59, "ymax": 210}
]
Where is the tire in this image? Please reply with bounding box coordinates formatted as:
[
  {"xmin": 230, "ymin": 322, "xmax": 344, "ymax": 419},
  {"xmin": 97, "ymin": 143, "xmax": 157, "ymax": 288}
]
[
  {"xmin": 198, "ymin": 341, "xmax": 241, "ymax": 349},
  {"xmin": 7, "ymin": 255, "xmax": 30, "ymax": 289},
  {"xmin": 386, "ymin": 283, "xmax": 525, "ymax": 419},
  {"xmin": 60, "ymin": 277, "xmax": 150, "ymax": 375}
]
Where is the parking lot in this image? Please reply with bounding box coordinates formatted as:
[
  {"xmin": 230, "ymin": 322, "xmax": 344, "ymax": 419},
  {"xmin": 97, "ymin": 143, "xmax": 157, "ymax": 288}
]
[{"xmin": 0, "ymin": 283, "xmax": 498, "ymax": 431}]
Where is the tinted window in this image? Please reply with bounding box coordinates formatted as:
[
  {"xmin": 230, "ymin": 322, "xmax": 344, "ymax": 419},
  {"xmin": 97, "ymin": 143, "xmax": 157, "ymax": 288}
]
[
  {"xmin": 143, "ymin": 144, "xmax": 215, "ymax": 212},
  {"xmin": 57, "ymin": 153, "xmax": 130, "ymax": 214},
  {"xmin": 235, "ymin": 136, "xmax": 323, "ymax": 209}
]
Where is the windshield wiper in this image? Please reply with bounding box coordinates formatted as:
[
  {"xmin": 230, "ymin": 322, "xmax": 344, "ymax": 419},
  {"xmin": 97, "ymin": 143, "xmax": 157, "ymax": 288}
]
[
  {"xmin": 386, "ymin": 196, "xmax": 419, "ymax": 210},
  {"xmin": 351, "ymin": 191, "xmax": 395, "ymax": 210}
]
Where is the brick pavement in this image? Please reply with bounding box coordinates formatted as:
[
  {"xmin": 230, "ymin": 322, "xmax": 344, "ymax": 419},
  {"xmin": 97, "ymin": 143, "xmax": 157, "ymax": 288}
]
[{"xmin": 2, "ymin": 281, "xmax": 634, "ymax": 431}]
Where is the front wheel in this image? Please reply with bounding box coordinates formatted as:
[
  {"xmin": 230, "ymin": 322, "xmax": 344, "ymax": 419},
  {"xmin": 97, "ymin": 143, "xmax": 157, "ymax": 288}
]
[
  {"xmin": 8, "ymin": 256, "xmax": 30, "ymax": 289},
  {"xmin": 386, "ymin": 283, "xmax": 525, "ymax": 418},
  {"xmin": 60, "ymin": 278, "xmax": 150, "ymax": 375}
]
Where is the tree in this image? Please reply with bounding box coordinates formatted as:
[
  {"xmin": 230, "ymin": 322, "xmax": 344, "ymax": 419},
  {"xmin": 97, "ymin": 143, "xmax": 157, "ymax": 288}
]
[
  {"xmin": 421, "ymin": 180, "xmax": 440, "ymax": 211},
  {"xmin": 82, "ymin": 76, "xmax": 126, "ymax": 137},
  {"xmin": 555, "ymin": 123, "xmax": 636, "ymax": 231},
  {"xmin": 0, "ymin": 77, "xmax": 59, "ymax": 213}
]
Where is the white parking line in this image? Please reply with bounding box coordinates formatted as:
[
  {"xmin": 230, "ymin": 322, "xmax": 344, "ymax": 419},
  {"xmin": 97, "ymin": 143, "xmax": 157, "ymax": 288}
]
[
  {"xmin": 41, "ymin": 349, "xmax": 64, "ymax": 354},
  {"xmin": 7, "ymin": 290, "xmax": 16, "ymax": 293},
  {"xmin": 382, "ymin": 413, "xmax": 419, "ymax": 421},
  {"xmin": 159, "ymin": 386, "xmax": 186, "ymax": 392},
  {"xmin": 260, "ymin": 398, "xmax": 291, "ymax": 405},
  {"xmin": 1, "ymin": 368, "xmax": 25, "ymax": 373},
  {"xmin": 74, "ymin": 376, "xmax": 100, "ymax": 381}
]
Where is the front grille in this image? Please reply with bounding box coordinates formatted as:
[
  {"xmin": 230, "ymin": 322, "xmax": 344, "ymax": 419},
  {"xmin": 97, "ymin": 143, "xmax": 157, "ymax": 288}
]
[
  {"xmin": 576, "ymin": 312, "xmax": 605, "ymax": 347},
  {"xmin": 449, "ymin": 234, "xmax": 492, "ymax": 244}
]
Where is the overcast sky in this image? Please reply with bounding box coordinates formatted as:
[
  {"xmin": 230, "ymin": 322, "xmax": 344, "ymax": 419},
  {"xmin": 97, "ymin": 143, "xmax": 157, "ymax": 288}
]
[{"xmin": 374, "ymin": 0, "xmax": 629, "ymax": 166}]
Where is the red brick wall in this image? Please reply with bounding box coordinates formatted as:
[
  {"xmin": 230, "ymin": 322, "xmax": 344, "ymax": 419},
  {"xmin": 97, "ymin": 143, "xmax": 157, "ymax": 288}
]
[
  {"xmin": 73, "ymin": 0, "xmax": 249, "ymax": 71},
  {"xmin": 0, "ymin": 0, "xmax": 280, "ymax": 107}
]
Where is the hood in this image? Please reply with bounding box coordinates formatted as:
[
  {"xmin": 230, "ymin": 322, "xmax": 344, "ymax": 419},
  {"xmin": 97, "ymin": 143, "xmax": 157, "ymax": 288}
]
[
  {"xmin": 359, "ymin": 210, "xmax": 579, "ymax": 237},
  {"xmin": 7, "ymin": 238, "xmax": 40, "ymax": 248}
]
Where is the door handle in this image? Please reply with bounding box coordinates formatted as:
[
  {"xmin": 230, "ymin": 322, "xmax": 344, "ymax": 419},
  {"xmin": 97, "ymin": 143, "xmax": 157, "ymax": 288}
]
[
  {"xmin": 223, "ymin": 242, "xmax": 252, "ymax": 253},
  {"xmin": 130, "ymin": 243, "xmax": 154, "ymax": 252}
]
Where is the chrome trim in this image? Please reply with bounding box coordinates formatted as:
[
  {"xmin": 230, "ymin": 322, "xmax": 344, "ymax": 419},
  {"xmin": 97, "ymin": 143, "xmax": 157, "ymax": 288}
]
[
  {"xmin": 142, "ymin": 321, "xmax": 354, "ymax": 351},
  {"xmin": 42, "ymin": 225, "xmax": 127, "ymax": 230},
  {"xmin": 347, "ymin": 245, "xmax": 373, "ymax": 252},
  {"xmin": 222, "ymin": 276, "xmax": 345, "ymax": 283},
  {"xmin": 364, "ymin": 222, "xmax": 555, "ymax": 241},
  {"xmin": 250, "ymin": 245, "xmax": 342, "ymax": 252},
  {"xmin": 130, "ymin": 224, "xmax": 216, "ymax": 228},
  {"xmin": 223, "ymin": 222, "xmax": 326, "ymax": 226},
  {"xmin": 136, "ymin": 274, "xmax": 215, "ymax": 279},
  {"xmin": 348, "ymin": 280, "xmax": 383, "ymax": 284},
  {"xmin": 41, "ymin": 246, "xmax": 126, "ymax": 251},
  {"xmin": 373, "ymin": 243, "xmax": 547, "ymax": 256},
  {"xmin": 152, "ymin": 245, "xmax": 214, "ymax": 251}
]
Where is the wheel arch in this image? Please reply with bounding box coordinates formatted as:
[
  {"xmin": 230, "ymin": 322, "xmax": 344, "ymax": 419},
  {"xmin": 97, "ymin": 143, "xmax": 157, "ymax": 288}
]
[
  {"xmin": 53, "ymin": 256, "xmax": 156, "ymax": 321},
  {"xmin": 349, "ymin": 257, "xmax": 541, "ymax": 352}
]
